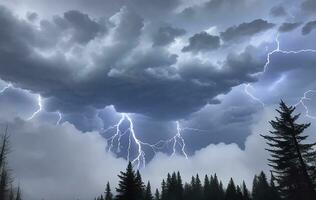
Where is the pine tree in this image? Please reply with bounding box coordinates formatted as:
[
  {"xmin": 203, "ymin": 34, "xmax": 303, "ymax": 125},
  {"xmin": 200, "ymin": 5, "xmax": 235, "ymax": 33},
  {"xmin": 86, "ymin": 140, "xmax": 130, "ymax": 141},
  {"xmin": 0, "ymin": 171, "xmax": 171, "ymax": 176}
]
[
  {"xmin": 203, "ymin": 175, "xmax": 210, "ymax": 200},
  {"xmin": 176, "ymin": 172, "xmax": 183, "ymax": 200},
  {"xmin": 0, "ymin": 128, "xmax": 10, "ymax": 200},
  {"xmin": 225, "ymin": 178, "xmax": 237, "ymax": 200},
  {"xmin": 154, "ymin": 189, "xmax": 160, "ymax": 200},
  {"xmin": 252, "ymin": 172, "xmax": 270, "ymax": 200},
  {"xmin": 241, "ymin": 181, "xmax": 251, "ymax": 200},
  {"xmin": 261, "ymin": 101, "xmax": 316, "ymax": 200},
  {"xmin": 135, "ymin": 170, "xmax": 145, "ymax": 199},
  {"xmin": 144, "ymin": 182, "xmax": 153, "ymax": 200},
  {"xmin": 194, "ymin": 174, "xmax": 203, "ymax": 200},
  {"xmin": 116, "ymin": 162, "xmax": 143, "ymax": 200},
  {"xmin": 269, "ymin": 172, "xmax": 281, "ymax": 200},
  {"xmin": 236, "ymin": 186, "xmax": 243, "ymax": 200},
  {"xmin": 161, "ymin": 179, "xmax": 167, "ymax": 200},
  {"xmin": 105, "ymin": 182, "xmax": 113, "ymax": 200}
]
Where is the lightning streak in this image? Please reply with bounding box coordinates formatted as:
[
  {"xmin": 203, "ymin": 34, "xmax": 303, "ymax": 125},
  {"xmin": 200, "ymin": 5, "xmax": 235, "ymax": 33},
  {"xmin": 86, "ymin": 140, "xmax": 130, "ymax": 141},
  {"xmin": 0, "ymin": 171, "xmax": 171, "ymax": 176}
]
[
  {"xmin": 103, "ymin": 115, "xmax": 207, "ymax": 168},
  {"xmin": 0, "ymin": 83, "xmax": 12, "ymax": 93},
  {"xmin": 27, "ymin": 95, "xmax": 42, "ymax": 120},
  {"xmin": 244, "ymin": 34, "xmax": 316, "ymax": 119},
  {"xmin": 294, "ymin": 90, "xmax": 316, "ymax": 119}
]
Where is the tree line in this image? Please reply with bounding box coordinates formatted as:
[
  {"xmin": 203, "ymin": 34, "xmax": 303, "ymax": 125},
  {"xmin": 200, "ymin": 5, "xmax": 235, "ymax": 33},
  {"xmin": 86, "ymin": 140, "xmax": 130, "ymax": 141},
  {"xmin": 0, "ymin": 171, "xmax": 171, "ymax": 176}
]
[
  {"xmin": 96, "ymin": 101, "xmax": 316, "ymax": 200},
  {"xmin": 95, "ymin": 162, "xmax": 281, "ymax": 200}
]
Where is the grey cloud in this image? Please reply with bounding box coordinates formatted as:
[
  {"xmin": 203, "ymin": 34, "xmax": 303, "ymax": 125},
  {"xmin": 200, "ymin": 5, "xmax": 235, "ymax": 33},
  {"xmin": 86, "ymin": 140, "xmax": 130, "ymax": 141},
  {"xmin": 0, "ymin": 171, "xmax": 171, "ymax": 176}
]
[
  {"xmin": 220, "ymin": 19, "xmax": 275, "ymax": 42},
  {"xmin": 127, "ymin": 0, "xmax": 181, "ymax": 19},
  {"xmin": 26, "ymin": 12, "xmax": 38, "ymax": 22},
  {"xmin": 269, "ymin": 5, "xmax": 287, "ymax": 17},
  {"xmin": 302, "ymin": 20, "xmax": 316, "ymax": 35},
  {"xmin": 152, "ymin": 26, "xmax": 186, "ymax": 46},
  {"xmin": 61, "ymin": 10, "xmax": 106, "ymax": 44},
  {"xmin": 278, "ymin": 22, "xmax": 302, "ymax": 32},
  {"xmin": 182, "ymin": 32, "xmax": 220, "ymax": 53},
  {"xmin": 0, "ymin": 5, "xmax": 272, "ymax": 123},
  {"xmin": 301, "ymin": 0, "xmax": 316, "ymax": 14}
]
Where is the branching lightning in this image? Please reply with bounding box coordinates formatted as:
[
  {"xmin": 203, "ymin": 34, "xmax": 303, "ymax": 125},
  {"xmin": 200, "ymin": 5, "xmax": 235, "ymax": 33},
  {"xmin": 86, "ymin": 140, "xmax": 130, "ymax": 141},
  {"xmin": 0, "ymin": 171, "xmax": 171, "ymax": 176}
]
[
  {"xmin": 103, "ymin": 114, "xmax": 207, "ymax": 168},
  {"xmin": 244, "ymin": 33, "xmax": 316, "ymax": 119},
  {"xmin": 294, "ymin": 90, "xmax": 316, "ymax": 119},
  {"xmin": 27, "ymin": 95, "xmax": 42, "ymax": 120}
]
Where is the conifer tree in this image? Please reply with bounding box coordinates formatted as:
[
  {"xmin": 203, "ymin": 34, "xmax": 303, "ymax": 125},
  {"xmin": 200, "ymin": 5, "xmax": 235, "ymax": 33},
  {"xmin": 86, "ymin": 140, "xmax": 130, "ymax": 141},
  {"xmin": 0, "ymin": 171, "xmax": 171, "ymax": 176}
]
[
  {"xmin": 241, "ymin": 181, "xmax": 251, "ymax": 200},
  {"xmin": 203, "ymin": 175, "xmax": 210, "ymax": 200},
  {"xmin": 116, "ymin": 162, "xmax": 143, "ymax": 200},
  {"xmin": 194, "ymin": 174, "xmax": 203, "ymax": 200},
  {"xmin": 261, "ymin": 101, "xmax": 316, "ymax": 200},
  {"xmin": 176, "ymin": 172, "xmax": 183, "ymax": 200},
  {"xmin": 252, "ymin": 172, "xmax": 270, "ymax": 200},
  {"xmin": 236, "ymin": 186, "xmax": 243, "ymax": 200},
  {"xmin": 161, "ymin": 179, "xmax": 167, "ymax": 200},
  {"xmin": 0, "ymin": 129, "xmax": 10, "ymax": 200},
  {"xmin": 144, "ymin": 182, "xmax": 153, "ymax": 200},
  {"xmin": 154, "ymin": 189, "xmax": 160, "ymax": 200},
  {"xmin": 225, "ymin": 178, "xmax": 237, "ymax": 200},
  {"xmin": 105, "ymin": 182, "xmax": 113, "ymax": 200}
]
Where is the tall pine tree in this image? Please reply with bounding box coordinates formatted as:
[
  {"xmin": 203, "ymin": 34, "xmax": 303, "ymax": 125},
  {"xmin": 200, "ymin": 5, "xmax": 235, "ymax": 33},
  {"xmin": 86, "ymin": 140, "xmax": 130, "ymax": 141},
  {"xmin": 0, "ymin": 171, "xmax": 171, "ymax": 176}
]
[
  {"xmin": 116, "ymin": 162, "xmax": 143, "ymax": 200},
  {"xmin": 261, "ymin": 101, "xmax": 316, "ymax": 200},
  {"xmin": 105, "ymin": 182, "xmax": 113, "ymax": 200}
]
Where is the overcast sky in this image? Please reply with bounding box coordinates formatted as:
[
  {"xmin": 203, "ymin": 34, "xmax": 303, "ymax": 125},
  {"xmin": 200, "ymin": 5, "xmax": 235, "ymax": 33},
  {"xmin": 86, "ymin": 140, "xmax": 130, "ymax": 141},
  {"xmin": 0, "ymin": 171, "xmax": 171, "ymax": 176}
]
[{"xmin": 0, "ymin": 0, "xmax": 316, "ymax": 199}]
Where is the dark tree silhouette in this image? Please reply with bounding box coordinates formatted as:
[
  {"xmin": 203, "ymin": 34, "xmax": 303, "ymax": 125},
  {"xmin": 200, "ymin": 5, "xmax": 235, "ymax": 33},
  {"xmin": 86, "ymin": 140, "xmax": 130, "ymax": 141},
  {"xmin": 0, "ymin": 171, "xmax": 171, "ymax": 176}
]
[
  {"xmin": 105, "ymin": 182, "xmax": 113, "ymax": 200},
  {"xmin": 261, "ymin": 101, "xmax": 316, "ymax": 200},
  {"xmin": 144, "ymin": 182, "xmax": 154, "ymax": 200},
  {"xmin": 225, "ymin": 178, "xmax": 237, "ymax": 200},
  {"xmin": 116, "ymin": 162, "xmax": 143, "ymax": 200},
  {"xmin": 154, "ymin": 189, "xmax": 160, "ymax": 200}
]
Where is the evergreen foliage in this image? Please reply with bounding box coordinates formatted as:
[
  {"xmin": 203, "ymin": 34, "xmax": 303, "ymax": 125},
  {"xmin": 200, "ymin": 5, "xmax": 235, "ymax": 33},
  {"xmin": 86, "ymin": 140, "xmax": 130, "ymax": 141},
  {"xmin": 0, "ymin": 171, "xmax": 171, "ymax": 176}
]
[{"xmin": 261, "ymin": 101, "xmax": 316, "ymax": 200}]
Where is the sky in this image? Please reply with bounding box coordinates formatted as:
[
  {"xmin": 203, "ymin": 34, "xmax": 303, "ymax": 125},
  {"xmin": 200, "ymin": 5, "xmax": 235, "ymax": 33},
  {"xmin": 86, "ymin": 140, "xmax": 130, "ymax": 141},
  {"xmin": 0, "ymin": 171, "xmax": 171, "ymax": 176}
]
[{"xmin": 0, "ymin": 0, "xmax": 316, "ymax": 199}]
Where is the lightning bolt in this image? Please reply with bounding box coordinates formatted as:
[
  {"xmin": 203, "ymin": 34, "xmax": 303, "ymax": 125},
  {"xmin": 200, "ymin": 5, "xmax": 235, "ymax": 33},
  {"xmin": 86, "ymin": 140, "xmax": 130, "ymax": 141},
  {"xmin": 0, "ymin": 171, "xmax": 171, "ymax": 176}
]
[
  {"xmin": 27, "ymin": 95, "xmax": 42, "ymax": 120},
  {"xmin": 171, "ymin": 121, "xmax": 188, "ymax": 159},
  {"xmin": 244, "ymin": 33, "xmax": 316, "ymax": 118},
  {"xmin": 0, "ymin": 83, "xmax": 12, "ymax": 93},
  {"xmin": 56, "ymin": 111, "xmax": 62, "ymax": 125},
  {"xmin": 294, "ymin": 90, "xmax": 316, "ymax": 119},
  {"xmin": 103, "ymin": 114, "xmax": 207, "ymax": 168}
]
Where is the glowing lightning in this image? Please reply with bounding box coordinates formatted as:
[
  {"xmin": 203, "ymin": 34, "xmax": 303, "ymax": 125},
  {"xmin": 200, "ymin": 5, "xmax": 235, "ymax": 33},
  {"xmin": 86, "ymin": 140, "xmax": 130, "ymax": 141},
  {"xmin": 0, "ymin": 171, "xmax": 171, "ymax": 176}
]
[
  {"xmin": 27, "ymin": 95, "xmax": 42, "ymax": 120},
  {"xmin": 103, "ymin": 114, "xmax": 207, "ymax": 168},
  {"xmin": 56, "ymin": 111, "xmax": 62, "ymax": 125},
  {"xmin": 294, "ymin": 90, "xmax": 316, "ymax": 119},
  {"xmin": 244, "ymin": 34, "xmax": 316, "ymax": 116},
  {"xmin": 171, "ymin": 121, "xmax": 188, "ymax": 159},
  {"xmin": 0, "ymin": 83, "xmax": 12, "ymax": 94}
]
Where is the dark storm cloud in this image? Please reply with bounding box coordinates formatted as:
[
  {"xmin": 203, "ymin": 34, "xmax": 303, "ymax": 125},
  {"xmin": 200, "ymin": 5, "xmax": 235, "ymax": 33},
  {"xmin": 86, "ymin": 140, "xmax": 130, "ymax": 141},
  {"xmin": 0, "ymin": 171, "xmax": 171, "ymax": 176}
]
[
  {"xmin": 278, "ymin": 22, "xmax": 302, "ymax": 32},
  {"xmin": 269, "ymin": 5, "xmax": 287, "ymax": 17},
  {"xmin": 0, "ymin": 4, "xmax": 272, "ymax": 121},
  {"xmin": 182, "ymin": 32, "xmax": 220, "ymax": 53},
  {"xmin": 26, "ymin": 12, "xmax": 38, "ymax": 22},
  {"xmin": 302, "ymin": 20, "xmax": 316, "ymax": 35},
  {"xmin": 220, "ymin": 19, "xmax": 275, "ymax": 42},
  {"xmin": 152, "ymin": 26, "xmax": 186, "ymax": 46},
  {"xmin": 127, "ymin": 0, "xmax": 181, "ymax": 19},
  {"xmin": 60, "ymin": 10, "xmax": 106, "ymax": 44},
  {"xmin": 301, "ymin": 0, "xmax": 316, "ymax": 14}
]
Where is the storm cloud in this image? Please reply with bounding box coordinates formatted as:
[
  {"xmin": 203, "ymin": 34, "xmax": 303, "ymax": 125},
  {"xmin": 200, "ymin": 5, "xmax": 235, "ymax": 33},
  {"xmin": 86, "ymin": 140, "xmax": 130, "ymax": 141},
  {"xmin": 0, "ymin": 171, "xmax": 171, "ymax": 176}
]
[
  {"xmin": 220, "ymin": 19, "xmax": 275, "ymax": 42},
  {"xmin": 182, "ymin": 32, "xmax": 220, "ymax": 53}
]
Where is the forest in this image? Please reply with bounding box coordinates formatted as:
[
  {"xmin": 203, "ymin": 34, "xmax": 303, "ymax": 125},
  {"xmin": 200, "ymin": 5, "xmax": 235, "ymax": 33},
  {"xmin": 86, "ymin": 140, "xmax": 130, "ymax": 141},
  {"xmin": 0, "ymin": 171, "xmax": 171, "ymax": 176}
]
[{"xmin": 1, "ymin": 101, "xmax": 316, "ymax": 200}]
